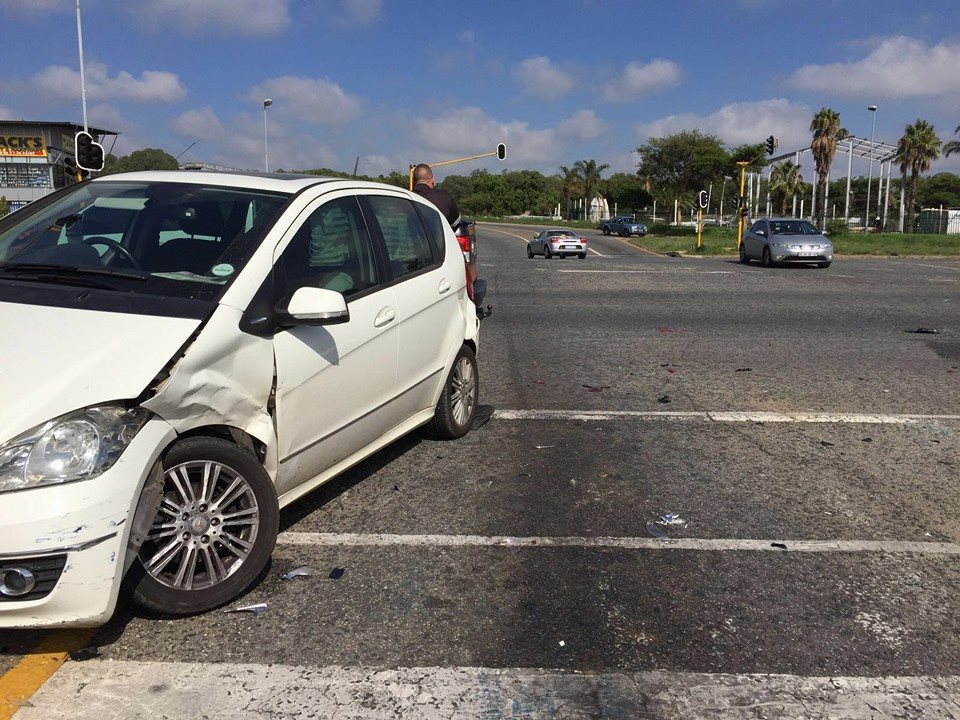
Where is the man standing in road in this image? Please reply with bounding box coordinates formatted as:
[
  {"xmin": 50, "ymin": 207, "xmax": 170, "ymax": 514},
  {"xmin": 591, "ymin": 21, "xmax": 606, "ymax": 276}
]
[{"xmin": 412, "ymin": 163, "xmax": 462, "ymax": 228}]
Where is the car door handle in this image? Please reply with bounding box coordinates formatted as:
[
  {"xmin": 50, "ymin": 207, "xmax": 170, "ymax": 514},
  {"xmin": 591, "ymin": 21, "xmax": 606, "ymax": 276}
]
[
  {"xmin": 438, "ymin": 278, "xmax": 451, "ymax": 294},
  {"xmin": 374, "ymin": 306, "xmax": 396, "ymax": 327}
]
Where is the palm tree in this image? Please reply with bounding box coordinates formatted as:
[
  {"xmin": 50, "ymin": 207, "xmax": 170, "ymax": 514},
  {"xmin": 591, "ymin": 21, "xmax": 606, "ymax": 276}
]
[
  {"xmin": 769, "ymin": 161, "xmax": 803, "ymax": 215},
  {"xmin": 573, "ymin": 159, "xmax": 609, "ymax": 220},
  {"xmin": 810, "ymin": 107, "xmax": 847, "ymax": 228},
  {"xmin": 895, "ymin": 119, "xmax": 942, "ymax": 232},
  {"xmin": 558, "ymin": 165, "xmax": 583, "ymax": 219},
  {"xmin": 943, "ymin": 125, "xmax": 960, "ymax": 158}
]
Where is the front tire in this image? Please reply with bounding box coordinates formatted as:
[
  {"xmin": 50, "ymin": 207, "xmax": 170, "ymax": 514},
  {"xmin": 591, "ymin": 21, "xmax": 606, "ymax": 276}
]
[
  {"xmin": 739, "ymin": 244, "xmax": 750, "ymax": 264},
  {"xmin": 526, "ymin": 244, "xmax": 534, "ymax": 258},
  {"xmin": 431, "ymin": 345, "xmax": 479, "ymax": 439},
  {"xmin": 129, "ymin": 437, "xmax": 279, "ymax": 616},
  {"xmin": 619, "ymin": 229, "xmax": 629, "ymax": 237},
  {"xmin": 762, "ymin": 246, "xmax": 773, "ymax": 267}
]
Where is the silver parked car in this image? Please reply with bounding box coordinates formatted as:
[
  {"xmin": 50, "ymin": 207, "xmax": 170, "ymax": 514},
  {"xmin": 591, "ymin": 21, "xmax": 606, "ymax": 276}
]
[
  {"xmin": 603, "ymin": 218, "xmax": 646, "ymax": 237},
  {"xmin": 527, "ymin": 229, "xmax": 588, "ymax": 259},
  {"xmin": 740, "ymin": 218, "xmax": 834, "ymax": 268}
]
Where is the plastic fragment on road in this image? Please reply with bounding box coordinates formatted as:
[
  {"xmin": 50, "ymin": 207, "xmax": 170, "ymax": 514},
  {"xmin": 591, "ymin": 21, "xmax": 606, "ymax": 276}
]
[
  {"xmin": 820, "ymin": 440, "xmax": 835, "ymax": 447},
  {"xmin": 646, "ymin": 521, "xmax": 668, "ymax": 539},
  {"xmin": 535, "ymin": 445, "xmax": 556, "ymax": 449},
  {"xmin": 735, "ymin": 367, "xmax": 753, "ymax": 372},
  {"xmin": 70, "ymin": 646, "xmax": 101, "ymax": 662},
  {"xmin": 658, "ymin": 395, "xmax": 671, "ymax": 404},
  {"xmin": 531, "ymin": 379, "xmax": 545, "ymax": 385},
  {"xmin": 558, "ymin": 640, "xmax": 566, "ymax": 647},
  {"xmin": 224, "ymin": 602, "xmax": 268, "ymax": 616},
  {"xmin": 281, "ymin": 566, "xmax": 316, "ymax": 580},
  {"xmin": 909, "ymin": 327, "xmax": 941, "ymax": 334},
  {"xmin": 329, "ymin": 567, "xmax": 345, "ymax": 580},
  {"xmin": 658, "ymin": 513, "xmax": 687, "ymax": 526},
  {"xmin": 771, "ymin": 542, "xmax": 788, "ymax": 550},
  {"xmin": 583, "ymin": 384, "xmax": 611, "ymax": 393}
]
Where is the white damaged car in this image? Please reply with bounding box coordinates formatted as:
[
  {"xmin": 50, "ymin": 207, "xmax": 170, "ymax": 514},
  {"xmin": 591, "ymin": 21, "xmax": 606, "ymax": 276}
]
[{"xmin": 0, "ymin": 171, "xmax": 480, "ymax": 626}]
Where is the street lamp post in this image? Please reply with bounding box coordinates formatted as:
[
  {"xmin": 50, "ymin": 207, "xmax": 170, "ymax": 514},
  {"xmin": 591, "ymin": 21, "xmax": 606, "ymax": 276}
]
[
  {"xmin": 263, "ymin": 98, "xmax": 273, "ymax": 172},
  {"xmin": 865, "ymin": 105, "xmax": 877, "ymax": 230}
]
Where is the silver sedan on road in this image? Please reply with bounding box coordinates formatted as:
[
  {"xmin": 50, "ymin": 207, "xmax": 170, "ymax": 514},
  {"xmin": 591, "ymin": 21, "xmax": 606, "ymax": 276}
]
[
  {"xmin": 740, "ymin": 218, "xmax": 834, "ymax": 268},
  {"xmin": 527, "ymin": 229, "xmax": 588, "ymax": 259}
]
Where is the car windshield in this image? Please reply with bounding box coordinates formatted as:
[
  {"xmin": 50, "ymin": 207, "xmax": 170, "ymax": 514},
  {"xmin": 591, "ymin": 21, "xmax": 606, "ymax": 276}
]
[
  {"xmin": 769, "ymin": 220, "xmax": 822, "ymax": 236},
  {"xmin": 0, "ymin": 180, "xmax": 289, "ymax": 299}
]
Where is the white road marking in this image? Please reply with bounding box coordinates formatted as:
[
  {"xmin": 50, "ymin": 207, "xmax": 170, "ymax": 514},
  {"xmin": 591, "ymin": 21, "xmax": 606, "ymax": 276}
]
[
  {"xmin": 276, "ymin": 532, "xmax": 960, "ymax": 555},
  {"xmin": 554, "ymin": 269, "xmax": 660, "ymax": 274},
  {"xmin": 588, "ymin": 246, "xmax": 604, "ymax": 256},
  {"xmin": 898, "ymin": 261, "xmax": 960, "ymax": 272},
  {"xmin": 20, "ymin": 661, "xmax": 960, "ymax": 719},
  {"xmin": 493, "ymin": 409, "xmax": 960, "ymax": 423}
]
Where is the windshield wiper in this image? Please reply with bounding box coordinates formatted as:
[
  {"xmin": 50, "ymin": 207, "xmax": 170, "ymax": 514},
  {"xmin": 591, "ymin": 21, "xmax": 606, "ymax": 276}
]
[{"xmin": 0, "ymin": 263, "xmax": 148, "ymax": 281}]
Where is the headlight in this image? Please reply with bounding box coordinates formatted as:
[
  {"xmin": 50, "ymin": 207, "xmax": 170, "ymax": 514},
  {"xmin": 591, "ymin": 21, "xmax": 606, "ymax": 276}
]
[{"xmin": 0, "ymin": 405, "xmax": 151, "ymax": 493}]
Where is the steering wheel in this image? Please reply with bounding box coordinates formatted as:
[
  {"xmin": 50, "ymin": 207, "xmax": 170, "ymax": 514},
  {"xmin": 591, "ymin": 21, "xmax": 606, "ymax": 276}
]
[{"xmin": 81, "ymin": 236, "xmax": 142, "ymax": 270}]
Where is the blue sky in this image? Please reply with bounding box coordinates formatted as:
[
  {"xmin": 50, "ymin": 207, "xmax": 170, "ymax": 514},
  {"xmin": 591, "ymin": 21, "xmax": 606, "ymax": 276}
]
[{"xmin": 1, "ymin": 0, "xmax": 959, "ymax": 180}]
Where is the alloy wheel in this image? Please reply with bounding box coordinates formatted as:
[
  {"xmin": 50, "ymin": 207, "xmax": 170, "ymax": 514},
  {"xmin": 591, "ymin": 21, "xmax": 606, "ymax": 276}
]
[{"xmin": 451, "ymin": 356, "xmax": 477, "ymax": 427}]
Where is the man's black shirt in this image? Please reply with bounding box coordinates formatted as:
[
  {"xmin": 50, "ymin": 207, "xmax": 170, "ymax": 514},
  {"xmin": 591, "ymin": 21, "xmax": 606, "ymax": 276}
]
[{"xmin": 413, "ymin": 182, "xmax": 462, "ymax": 228}]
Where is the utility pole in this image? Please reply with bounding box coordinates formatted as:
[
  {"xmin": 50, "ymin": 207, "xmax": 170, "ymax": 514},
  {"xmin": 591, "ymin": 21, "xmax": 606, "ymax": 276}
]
[
  {"xmin": 736, "ymin": 161, "xmax": 748, "ymax": 248},
  {"xmin": 75, "ymin": 0, "xmax": 88, "ymax": 132}
]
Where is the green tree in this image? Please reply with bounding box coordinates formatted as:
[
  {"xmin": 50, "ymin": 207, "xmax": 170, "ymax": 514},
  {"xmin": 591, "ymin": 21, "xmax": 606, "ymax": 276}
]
[
  {"xmin": 0, "ymin": 196, "xmax": 8, "ymax": 217},
  {"xmin": 917, "ymin": 172, "xmax": 960, "ymax": 208},
  {"xmin": 895, "ymin": 119, "xmax": 942, "ymax": 232},
  {"xmin": 558, "ymin": 165, "xmax": 582, "ymax": 218},
  {"xmin": 101, "ymin": 148, "xmax": 179, "ymax": 175},
  {"xmin": 769, "ymin": 161, "xmax": 803, "ymax": 215},
  {"xmin": 601, "ymin": 173, "xmax": 652, "ymax": 214},
  {"xmin": 810, "ymin": 107, "xmax": 847, "ymax": 228},
  {"xmin": 573, "ymin": 159, "xmax": 609, "ymax": 214},
  {"xmin": 943, "ymin": 126, "xmax": 960, "ymax": 158},
  {"xmin": 636, "ymin": 130, "xmax": 730, "ymax": 210}
]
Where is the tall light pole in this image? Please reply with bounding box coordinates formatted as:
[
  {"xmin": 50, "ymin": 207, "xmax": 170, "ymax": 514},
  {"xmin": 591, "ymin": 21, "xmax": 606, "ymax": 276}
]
[
  {"xmin": 262, "ymin": 98, "xmax": 272, "ymax": 172},
  {"xmin": 75, "ymin": 0, "xmax": 89, "ymax": 132},
  {"xmin": 865, "ymin": 104, "xmax": 877, "ymax": 229}
]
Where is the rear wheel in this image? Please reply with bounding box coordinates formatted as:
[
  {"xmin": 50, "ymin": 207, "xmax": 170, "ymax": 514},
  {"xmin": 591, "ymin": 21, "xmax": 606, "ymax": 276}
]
[
  {"xmin": 129, "ymin": 437, "xmax": 278, "ymax": 616},
  {"xmin": 762, "ymin": 246, "xmax": 773, "ymax": 267},
  {"xmin": 578, "ymin": 253, "xmax": 587, "ymax": 259},
  {"xmin": 544, "ymin": 245, "xmax": 552, "ymax": 259},
  {"xmin": 739, "ymin": 243, "xmax": 750, "ymax": 264},
  {"xmin": 526, "ymin": 244, "xmax": 533, "ymax": 258},
  {"xmin": 431, "ymin": 345, "xmax": 479, "ymax": 439}
]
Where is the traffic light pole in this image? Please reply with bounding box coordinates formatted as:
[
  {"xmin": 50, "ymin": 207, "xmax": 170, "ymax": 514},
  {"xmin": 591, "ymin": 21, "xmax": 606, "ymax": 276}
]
[
  {"xmin": 75, "ymin": 0, "xmax": 88, "ymax": 132},
  {"xmin": 408, "ymin": 145, "xmax": 506, "ymax": 190},
  {"xmin": 736, "ymin": 161, "xmax": 749, "ymax": 248}
]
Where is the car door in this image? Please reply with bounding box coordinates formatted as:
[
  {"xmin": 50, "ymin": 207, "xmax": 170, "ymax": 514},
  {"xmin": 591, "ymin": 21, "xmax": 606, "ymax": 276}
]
[
  {"xmin": 361, "ymin": 193, "xmax": 462, "ymax": 421},
  {"xmin": 745, "ymin": 221, "xmax": 762, "ymax": 257},
  {"xmin": 533, "ymin": 231, "xmax": 544, "ymax": 253},
  {"xmin": 271, "ymin": 192, "xmax": 399, "ymax": 496}
]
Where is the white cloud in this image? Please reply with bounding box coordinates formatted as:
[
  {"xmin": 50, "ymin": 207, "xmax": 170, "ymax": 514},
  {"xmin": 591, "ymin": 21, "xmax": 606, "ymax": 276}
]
[
  {"xmin": 247, "ymin": 76, "xmax": 362, "ymax": 126},
  {"xmin": 602, "ymin": 59, "xmax": 682, "ymax": 102},
  {"xmin": 513, "ymin": 56, "xmax": 575, "ymax": 101},
  {"xmin": 209, "ymin": 114, "xmax": 338, "ymax": 172},
  {"xmin": 131, "ymin": 0, "xmax": 290, "ymax": 37},
  {"xmin": 0, "ymin": 0, "xmax": 69, "ymax": 12},
  {"xmin": 635, "ymin": 98, "xmax": 813, "ymax": 152},
  {"xmin": 788, "ymin": 36, "xmax": 960, "ymax": 99},
  {"xmin": 0, "ymin": 106, "xmax": 16, "ymax": 120},
  {"xmin": 414, "ymin": 106, "xmax": 604, "ymax": 165},
  {"xmin": 172, "ymin": 108, "xmax": 227, "ymax": 141},
  {"xmin": 333, "ymin": 0, "xmax": 382, "ymax": 26},
  {"xmin": 558, "ymin": 110, "xmax": 606, "ymax": 141},
  {"xmin": 33, "ymin": 62, "xmax": 186, "ymax": 103}
]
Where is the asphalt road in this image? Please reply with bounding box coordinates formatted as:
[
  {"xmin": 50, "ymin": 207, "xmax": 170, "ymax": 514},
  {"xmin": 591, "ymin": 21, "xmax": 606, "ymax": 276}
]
[{"xmin": 2, "ymin": 224, "xmax": 959, "ymax": 719}]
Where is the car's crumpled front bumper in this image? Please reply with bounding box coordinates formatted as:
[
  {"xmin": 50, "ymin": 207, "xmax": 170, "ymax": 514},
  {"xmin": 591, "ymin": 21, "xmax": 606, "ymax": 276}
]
[{"xmin": 0, "ymin": 418, "xmax": 176, "ymax": 628}]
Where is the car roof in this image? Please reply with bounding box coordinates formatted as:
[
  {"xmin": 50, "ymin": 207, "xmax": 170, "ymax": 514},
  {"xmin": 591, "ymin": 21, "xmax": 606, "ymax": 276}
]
[{"xmin": 90, "ymin": 170, "xmax": 404, "ymax": 195}]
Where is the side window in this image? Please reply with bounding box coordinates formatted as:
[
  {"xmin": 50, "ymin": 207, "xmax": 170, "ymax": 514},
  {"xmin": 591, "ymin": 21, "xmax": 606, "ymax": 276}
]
[
  {"xmin": 366, "ymin": 195, "xmax": 436, "ymax": 280},
  {"xmin": 279, "ymin": 196, "xmax": 378, "ymax": 298},
  {"xmin": 416, "ymin": 202, "xmax": 447, "ymax": 263},
  {"xmin": 749, "ymin": 221, "xmax": 762, "ymax": 233}
]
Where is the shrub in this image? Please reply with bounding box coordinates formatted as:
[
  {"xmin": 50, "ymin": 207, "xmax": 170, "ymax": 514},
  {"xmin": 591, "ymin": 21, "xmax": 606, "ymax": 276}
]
[{"xmin": 825, "ymin": 219, "xmax": 848, "ymax": 236}]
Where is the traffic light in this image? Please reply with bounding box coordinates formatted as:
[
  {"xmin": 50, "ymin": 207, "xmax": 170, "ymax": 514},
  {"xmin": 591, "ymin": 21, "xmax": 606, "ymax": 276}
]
[
  {"xmin": 765, "ymin": 135, "xmax": 778, "ymax": 156},
  {"xmin": 497, "ymin": 143, "xmax": 506, "ymax": 161},
  {"xmin": 75, "ymin": 131, "xmax": 104, "ymax": 172}
]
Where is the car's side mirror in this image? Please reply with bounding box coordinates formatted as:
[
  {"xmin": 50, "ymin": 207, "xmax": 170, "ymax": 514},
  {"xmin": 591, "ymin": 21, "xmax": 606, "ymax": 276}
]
[
  {"xmin": 756, "ymin": 230, "xmax": 766, "ymax": 237},
  {"xmin": 278, "ymin": 286, "xmax": 349, "ymax": 327}
]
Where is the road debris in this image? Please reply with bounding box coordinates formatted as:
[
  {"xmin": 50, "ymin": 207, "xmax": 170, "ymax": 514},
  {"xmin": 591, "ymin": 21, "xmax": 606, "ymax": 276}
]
[
  {"xmin": 224, "ymin": 602, "xmax": 268, "ymax": 616},
  {"xmin": 820, "ymin": 440, "xmax": 835, "ymax": 447},
  {"xmin": 771, "ymin": 542, "xmax": 788, "ymax": 550},
  {"xmin": 735, "ymin": 367, "xmax": 753, "ymax": 372},
  {"xmin": 535, "ymin": 445, "xmax": 556, "ymax": 449},
  {"xmin": 583, "ymin": 384, "xmax": 611, "ymax": 393},
  {"xmin": 658, "ymin": 513, "xmax": 687, "ymax": 526},
  {"xmin": 862, "ymin": 437, "xmax": 873, "ymax": 443},
  {"xmin": 329, "ymin": 567, "xmax": 345, "ymax": 580},
  {"xmin": 646, "ymin": 521, "xmax": 668, "ymax": 539},
  {"xmin": 69, "ymin": 646, "xmax": 101, "ymax": 662},
  {"xmin": 531, "ymin": 379, "xmax": 545, "ymax": 385},
  {"xmin": 281, "ymin": 566, "xmax": 316, "ymax": 581},
  {"xmin": 558, "ymin": 640, "xmax": 566, "ymax": 647},
  {"xmin": 908, "ymin": 327, "xmax": 941, "ymax": 334},
  {"xmin": 658, "ymin": 395, "xmax": 671, "ymax": 404}
]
